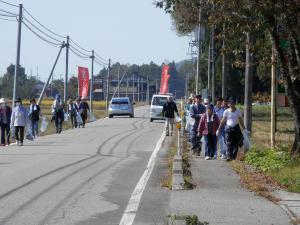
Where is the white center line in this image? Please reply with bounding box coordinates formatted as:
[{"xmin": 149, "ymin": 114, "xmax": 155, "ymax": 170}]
[{"xmin": 119, "ymin": 131, "xmax": 165, "ymax": 225}]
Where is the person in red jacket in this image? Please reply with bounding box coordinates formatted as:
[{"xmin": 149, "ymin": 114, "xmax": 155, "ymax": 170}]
[{"xmin": 198, "ymin": 104, "xmax": 220, "ymax": 160}]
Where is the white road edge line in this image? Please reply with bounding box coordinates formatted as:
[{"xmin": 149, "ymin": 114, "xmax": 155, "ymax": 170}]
[{"xmin": 118, "ymin": 131, "xmax": 165, "ymax": 225}]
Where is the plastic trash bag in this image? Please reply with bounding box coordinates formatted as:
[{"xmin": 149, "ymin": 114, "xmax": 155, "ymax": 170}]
[
  {"xmin": 175, "ymin": 115, "xmax": 182, "ymax": 123},
  {"xmin": 25, "ymin": 123, "xmax": 34, "ymax": 141},
  {"xmin": 40, "ymin": 117, "xmax": 48, "ymax": 133},
  {"xmin": 187, "ymin": 116, "xmax": 195, "ymax": 126},
  {"xmin": 243, "ymin": 129, "xmax": 251, "ymax": 151},
  {"xmin": 64, "ymin": 113, "xmax": 69, "ymax": 122},
  {"xmin": 76, "ymin": 113, "xmax": 83, "ymax": 125},
  {"xmin": 87, "ymin": 111, "xmax": 96, "ymax": 122}
]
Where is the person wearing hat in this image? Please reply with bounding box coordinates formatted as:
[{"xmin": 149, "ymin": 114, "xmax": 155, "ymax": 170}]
[
  {"xmin": 198, "ymin": 104, "xmax": 220, "ymax": 160},
  {"xmin": 203, "ymin": 98, "xmax": 210, "ymax": 106},
  {"xmin": 28, "ymin": 98, "xmax": 41, "ymax": 138},
  {"xmin": 10, "ymin": 98, "xmax": 28, "ymax": 146},
  {"xmin": 0, "ymin": 98, "xmax": 12, "ymax": 146},
  {"xmin": 162, "ymin": 96, "xmax": 179, "ymax": 136},
  {"xmin": 189, "ymin": 94, "xmax": 206, "ymax": 155},
  {"xmin": 52, "ymin": 94, "xmax": 65, "ymax": 133},
  {"xmin": 216, "ymin": 97, "xmax": 246, "ymax": 161}
]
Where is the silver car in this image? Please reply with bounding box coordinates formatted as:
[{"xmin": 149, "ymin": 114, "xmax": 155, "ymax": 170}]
[{"xmin": 108, "ymin": 97, "xmax": 134, "ymax": 118}]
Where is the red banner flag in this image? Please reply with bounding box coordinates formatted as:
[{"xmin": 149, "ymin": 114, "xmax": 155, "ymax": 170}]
[
  {"xmin": 78, "ymin": 66, "xmax": 90, "ymax": 98},
  {"xmin": 159, "ymin": 64, "xmax": 170, "ymax": 94}
]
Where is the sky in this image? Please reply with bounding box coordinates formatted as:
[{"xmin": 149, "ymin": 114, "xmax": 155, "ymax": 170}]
[{"xmin": 0, "ymin": 0, "xmax": 189, "ymax": 82}]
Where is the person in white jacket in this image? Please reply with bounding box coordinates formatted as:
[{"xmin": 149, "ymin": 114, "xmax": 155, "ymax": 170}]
[{"xmin": 10, "ymin": 98, "xmax": 28, "ymax": 146}]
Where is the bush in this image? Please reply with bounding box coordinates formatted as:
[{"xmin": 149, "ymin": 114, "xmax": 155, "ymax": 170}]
[{"xmin": 245, "ymin": 147, "xmax": 290, "ymax": 172}]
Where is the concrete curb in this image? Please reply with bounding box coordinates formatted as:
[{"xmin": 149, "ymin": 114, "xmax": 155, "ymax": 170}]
[
  {"xmin": 171, "ymin": 131, "xmax": 185, "ymax": 190},
  {"xmin": 272, "ymin": 190, "xmax": 300, "ymax": 220}
]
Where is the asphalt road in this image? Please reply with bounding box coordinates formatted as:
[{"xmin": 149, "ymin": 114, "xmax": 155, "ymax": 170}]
[{"xmin": 0, "ymin": 105, "xmax": 168, "ymax": 225}]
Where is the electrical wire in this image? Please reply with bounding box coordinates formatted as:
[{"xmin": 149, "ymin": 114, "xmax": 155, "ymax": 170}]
[
  {"xmin": 69, "ymin": 42, "xmax": 91, "ymax": 58},
  {"xmin": 0, "ymin": 12, "xmax": 15, "ymax": 17},
  {"xmin": 69, "ymin": 38, "xmax": 92, "ymax": 53},
  {"xmin": 95, "ymin": 51, "xmax": 108, "ymax": 62},
  {"xmin": 0, "ymin": 16, "xmax": 15, "ymax": 21},
  {"xmin": 0, "ymin": 0, "xmax": 18, "ymax": 8},
  {"xmin": 22, "ymin": 21, "xmax": 63, "ymax": 48},
  {"xmin": 0, "ymin": 8, "xmax": 17, "ymax": 16},
  {"xmin": 23, "ymin": 7, "xmax": 66, "ymax": 39},
  {"xmin": 23, "ymin": 17, "xmax": 62, "ymax": 43},
  {"xmin": 95, "ymin": 58, "xmax": 108, "ymax": 66},
  {"xmin": 95, "ymin": 57, "xmax": 109, "ymax": 65},
  {"xmin": 69, "ymin": 46, "xmax": 90, "ymax": 60}
]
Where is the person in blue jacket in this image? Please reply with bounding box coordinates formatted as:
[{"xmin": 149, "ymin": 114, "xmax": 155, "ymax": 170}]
[{"xmin": 189, "ymin": 95, "xmax": 206, "ymax": 155}]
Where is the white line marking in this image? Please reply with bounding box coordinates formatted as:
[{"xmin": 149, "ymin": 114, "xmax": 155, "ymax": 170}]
[{"xmin": 119, "ymin": 131, "xmax": 165, "ymax": 225}]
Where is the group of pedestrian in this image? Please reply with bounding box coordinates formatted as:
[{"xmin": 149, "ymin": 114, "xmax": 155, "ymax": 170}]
[
  {"xmin": 0, "ymin": 94, "xmax": 91, "ymax": 147},
  {"xmin": 185, "ymin": 95, "xmax": 246, "ymax": 161}
]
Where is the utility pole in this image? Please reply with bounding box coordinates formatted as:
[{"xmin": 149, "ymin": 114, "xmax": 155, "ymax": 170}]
[
  {"xmin": 106, "ymin": 58, "xmax": 111, "ymax": 111},
  {"xmin": 155, "ymin": 79, "xmax": 158, "ymax": 94},
  {"xmin": 90, "ymin": 50, "xmax": 95, "ymax": 113},
  {"xmin": 64, "ymin": 35, "xmax": 69, "ymax": 103},
  {"xmin": 141, "ymin": 76, "xmax": 144, "ymax": 102},
  {"xmin": 126, "ymin": 78, "xmax": 128, "ymax": 97},
  {"xmin": 132, "ymin": 73, "xmax": 135, "ymax": 102},
  {"xmin": 271, "ymin": 46, "xmax": 277, "ymax": 148},
  {"xmin": 211, "ymin": 25, "xmax": 215, "ymax": 103},
  {"xmin": 137, "ymin": 76, "xmax": 140, "ymax": 102},
  {"xmin": 207, "ymin": 38, "xmax": 211, "ymax": 95},
  {"xmin": 244, "ymin": 32, "xmax": 254, "ymax": 133},
  {"xmin": 13, "ymin": 4, "xmax": 23, "ymax": 106},
  {"xmin": 196, "ymin": 0, "xmax": 202, "ymax": 95},
  {"xmin": 146, "ymin": 74, "xmax": 149, "ymax": 103},
  {"xmin": 118, "ymin": 66, "xmax": 120, "ymax": 97},
  {"xmin": 221, "ymin": 24, "xmax": 227, "ymax": 98}
]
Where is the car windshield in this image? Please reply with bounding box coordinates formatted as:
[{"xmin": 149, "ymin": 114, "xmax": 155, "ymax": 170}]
[
  {"xmin": 152, "ymin": 97, "xmax": 167, "ymax": 106},
  {"xmin": 111, "ymin": 99, "xmax": 129, "ymax": 105}
]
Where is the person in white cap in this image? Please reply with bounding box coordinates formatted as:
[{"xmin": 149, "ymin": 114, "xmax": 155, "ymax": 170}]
[{"xmin": 0, "ymin": 98, "xmax": 12, "ymax": 146}]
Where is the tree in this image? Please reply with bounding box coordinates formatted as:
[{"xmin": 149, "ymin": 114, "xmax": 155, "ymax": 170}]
[{"xmin": 157, "ymin": 0, "xmax": 300, "ymax": 157}]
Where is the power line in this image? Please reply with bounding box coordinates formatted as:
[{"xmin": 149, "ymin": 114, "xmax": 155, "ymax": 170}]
[
  {"xmin": 95, "ymin": 58, "xmax": 108, "ymax": 66},
  {"xmin": 22, "ymin": 21, "xmax": 63, "ymax": 48},
  {"xmin": 95, "ymin": 56, "xmax": 109, "ymax": 65},
  {"xmin": 69, "ymin": 42, "xmax": 91, "ymax": 57},
  {"xmin": 0, "ymin": 8, "xmax": 17, "ymax": 16},
  {"xmin": 0, "ymin": 16, "xmax": 15, "ymax": 21},
  {"xmin": 0, "ymin": 0, "xmax": 18, "ymax": 8},
  {"xmin": 69, "ymin": 46, "xmax": 90, "ymax": 60},
  {"xmin": 23, "ymin": 17, "xmax": 62, "ymax": 43},
  {"xmin": 69, "ymin": 38, "xmax": 92, "ymax": 53},
  {"xmin": 23, "ymin": 7, "xmax": 66, "ymax": 39},
  {"xmin": 0, "ymin": 12, "xmax": 15, "ymax": 17},
  {"xmin": 95, "ymin": 51, "xmax": 108, "ymax": 62}
]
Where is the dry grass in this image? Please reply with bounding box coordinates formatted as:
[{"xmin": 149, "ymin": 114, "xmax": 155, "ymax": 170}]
[
  {"xmin": 230, "ymin": 160, "xmax": 281, "ymax": 202},
  {"xmin": 251, "ymin": 106, "xmax": 294, "ymax": 149}
]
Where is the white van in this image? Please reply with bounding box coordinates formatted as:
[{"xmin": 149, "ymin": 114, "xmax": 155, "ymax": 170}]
[{"xmin": 149, "ymin": 94, "xmax": 171, "ymax": 122}]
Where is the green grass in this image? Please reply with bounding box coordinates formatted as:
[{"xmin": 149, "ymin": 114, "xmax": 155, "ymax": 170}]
[{"xmin": 243, "ymin": 105, "xmax": 300, "ymax": 193}]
